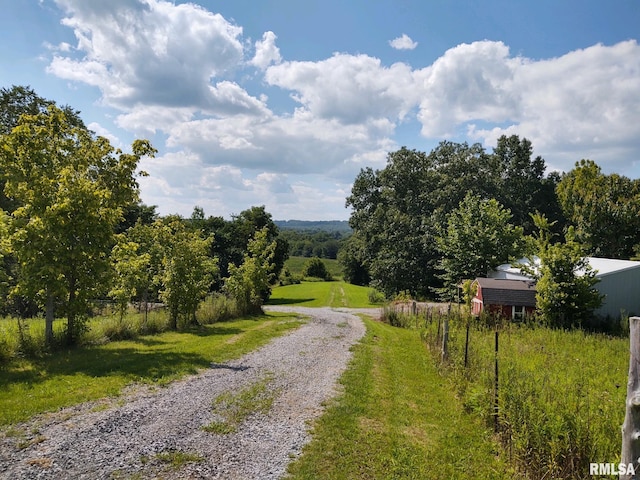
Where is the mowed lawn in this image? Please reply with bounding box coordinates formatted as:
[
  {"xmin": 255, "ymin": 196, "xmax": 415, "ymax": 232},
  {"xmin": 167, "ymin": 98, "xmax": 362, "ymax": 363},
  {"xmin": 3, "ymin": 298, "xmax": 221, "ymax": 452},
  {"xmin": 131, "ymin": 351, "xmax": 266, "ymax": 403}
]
[
  {"xmin": 268, "ymin": 281, "xmax": 380, "ymax": 308},
  {"xmin": 286, "ymin": 318, "xmax": 514, "ymax": 479},
  {"xmin": 0, "ymin": 313, "xmax": 303, "ymax": 426}
]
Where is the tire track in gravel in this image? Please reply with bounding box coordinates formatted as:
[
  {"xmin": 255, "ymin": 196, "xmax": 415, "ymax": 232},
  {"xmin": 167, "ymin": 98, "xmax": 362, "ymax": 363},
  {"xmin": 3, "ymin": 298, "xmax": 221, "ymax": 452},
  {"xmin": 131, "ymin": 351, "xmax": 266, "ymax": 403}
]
[{"xmin": 0, "ymin": 307, "xmax": 367, "ymax": 480}]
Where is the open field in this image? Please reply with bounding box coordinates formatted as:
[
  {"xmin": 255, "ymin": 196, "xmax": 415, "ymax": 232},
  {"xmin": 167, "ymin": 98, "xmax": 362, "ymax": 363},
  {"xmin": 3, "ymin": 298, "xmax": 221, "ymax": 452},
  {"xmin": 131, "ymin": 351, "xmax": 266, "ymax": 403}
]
[
  {"xmin": 284, "ymin": 256, "xmax": 343, "ymax": 279},
  {"xmin": 0, "ymin": 312, "xmax": 302, "ymax": 426},
  {"xmin": 268, "ymin": 281, "xmax": 380, "ymax": 308}
]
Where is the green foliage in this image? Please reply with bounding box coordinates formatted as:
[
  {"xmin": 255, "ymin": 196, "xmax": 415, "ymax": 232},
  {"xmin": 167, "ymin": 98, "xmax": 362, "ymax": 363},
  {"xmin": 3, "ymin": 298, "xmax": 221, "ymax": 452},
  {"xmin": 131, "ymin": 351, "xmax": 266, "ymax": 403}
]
[
  {"xmin": 302, "ymin": 257, "xmax": 332, "ymax": 280},
  {"xmin": 158, "ymin": 220, "xmax": 218, "ymax": 329},
  {"xmin": 109, "ymin": 240, "xmax": 151, "ymax": 321},
  {"xmin": 0, "ymin": 105, "xmax": 155, "ymax": 344},
  {"xmin": 278, "ymin": 228, "xmax": 346, "ymax": 259},
  {"xmin": 530, "ymin": 215, "xmax": 603, "ymax": 328},
  {"xmin": 367, "ymin": 288, "xmax": 385, "ymax": 304},
  {"xmin": 557, "ymin": 159, "xmax": 640, "ymax": 259},
  {"xmin": 224, "ymin": 227, "xmax": 276, "ymax": 315},
  {"xmin": 419, "ymin": 313, "xmax": 626, "ymax": 479},
  {"xmin": 194, "ymin": 206, "xmax": 288, "ymax": 292},
  {"xmin": 196, "ymin": 293, "xmax": 239, "ymax": 324},
  {"xmin": 337, "ymin": 231, "xmax": 370, "ymax": 286},
  {"xmin": 436, "ymin": 193, "xmax": 525, "ymax": 300},
  {"xmin": 346, "ymin": 136, "xmax": 560, "ymax": 298}
]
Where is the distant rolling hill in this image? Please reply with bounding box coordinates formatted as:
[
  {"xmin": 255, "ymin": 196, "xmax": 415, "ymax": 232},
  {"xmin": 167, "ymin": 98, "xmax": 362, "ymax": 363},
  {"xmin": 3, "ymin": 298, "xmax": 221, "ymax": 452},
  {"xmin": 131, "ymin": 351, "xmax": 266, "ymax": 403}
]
[{"xmin": 274, "ymin": 220, "xmax": 351, "ymax": 233}]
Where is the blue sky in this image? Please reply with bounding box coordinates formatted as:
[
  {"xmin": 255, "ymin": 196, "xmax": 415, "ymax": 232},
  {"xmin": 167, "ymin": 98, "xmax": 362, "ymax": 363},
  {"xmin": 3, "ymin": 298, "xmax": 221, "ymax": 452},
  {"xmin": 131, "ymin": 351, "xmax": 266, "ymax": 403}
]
[{"xmin": 1, "ymin": 0, "xmax": 639, "ymax": 220}]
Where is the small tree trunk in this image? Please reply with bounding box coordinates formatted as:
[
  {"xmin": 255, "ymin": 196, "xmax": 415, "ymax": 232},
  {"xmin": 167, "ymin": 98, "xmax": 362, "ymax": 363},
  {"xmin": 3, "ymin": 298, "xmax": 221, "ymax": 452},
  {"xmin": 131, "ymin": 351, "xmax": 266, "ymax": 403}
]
[
  {"xmin": 45, "ymin": 292, "xmax": 54, "ymax": 347},
  {"xmin": 441, "ymin": 315, "xmax": 449, "ymax": 362},
  {"xmin": 621, "ymin": 316, "xmax": 640, "ymax": 479},
  {"xmin": 66, "ymin": 277, "xmax": 77, "ymax": 345}
]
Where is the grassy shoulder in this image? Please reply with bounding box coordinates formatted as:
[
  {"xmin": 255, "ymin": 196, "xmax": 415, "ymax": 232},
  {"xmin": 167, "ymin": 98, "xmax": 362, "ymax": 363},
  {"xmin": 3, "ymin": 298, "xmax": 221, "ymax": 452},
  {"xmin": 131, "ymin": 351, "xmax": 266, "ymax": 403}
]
[
  {"xmin": 286, "ymin": 317, "xmax": 514, "ymax": 480},
  {"xmin": 268, "ymin": 281, "xmax": 379, "ymax": 308},
  {"xmin": 0, "ymin": 312, "xmax": 303, "ymax": 426}
]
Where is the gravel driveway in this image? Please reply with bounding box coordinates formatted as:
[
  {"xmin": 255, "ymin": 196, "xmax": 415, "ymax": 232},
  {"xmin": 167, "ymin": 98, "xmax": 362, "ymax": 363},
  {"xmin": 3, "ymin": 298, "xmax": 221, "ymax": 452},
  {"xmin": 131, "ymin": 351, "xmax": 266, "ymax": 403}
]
[{"xmin": 0, "ymin": 307, "xmax": 372, "ymax": 479}]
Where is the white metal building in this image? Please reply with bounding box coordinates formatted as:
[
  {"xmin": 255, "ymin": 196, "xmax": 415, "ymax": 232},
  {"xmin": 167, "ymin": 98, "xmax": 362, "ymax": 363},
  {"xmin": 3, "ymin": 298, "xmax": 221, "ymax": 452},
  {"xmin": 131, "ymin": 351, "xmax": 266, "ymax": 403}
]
[{"xmin": 489, "ymin": 257, "xmax": 640, "ymax": 319}]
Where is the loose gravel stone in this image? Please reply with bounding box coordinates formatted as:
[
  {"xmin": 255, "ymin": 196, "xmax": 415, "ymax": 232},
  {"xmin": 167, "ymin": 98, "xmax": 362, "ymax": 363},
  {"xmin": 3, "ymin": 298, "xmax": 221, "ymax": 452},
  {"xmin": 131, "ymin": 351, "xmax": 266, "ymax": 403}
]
[{"xmin": 0, "ymin": 307, "xmax": 371, "ymax": 480}]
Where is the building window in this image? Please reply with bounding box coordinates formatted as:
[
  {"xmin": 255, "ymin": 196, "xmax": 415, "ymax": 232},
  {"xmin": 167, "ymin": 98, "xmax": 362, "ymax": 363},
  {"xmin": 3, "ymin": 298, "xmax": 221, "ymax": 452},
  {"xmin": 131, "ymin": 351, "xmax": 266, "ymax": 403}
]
[{"xmin": 512, "ymin": 305, "xmax": 525, "ymax": 321}]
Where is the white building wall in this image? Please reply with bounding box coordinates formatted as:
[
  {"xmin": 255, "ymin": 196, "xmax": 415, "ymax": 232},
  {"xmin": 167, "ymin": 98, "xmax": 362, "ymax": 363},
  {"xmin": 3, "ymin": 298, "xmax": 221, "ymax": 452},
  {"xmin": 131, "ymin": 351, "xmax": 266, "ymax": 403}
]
[
  {"xmin": 596, "ymin": 267, "xmax": 640, "ymax": 318},
  {"xmin": 489, "ymin": 258, "xmax": 640, "ymax": 320}
]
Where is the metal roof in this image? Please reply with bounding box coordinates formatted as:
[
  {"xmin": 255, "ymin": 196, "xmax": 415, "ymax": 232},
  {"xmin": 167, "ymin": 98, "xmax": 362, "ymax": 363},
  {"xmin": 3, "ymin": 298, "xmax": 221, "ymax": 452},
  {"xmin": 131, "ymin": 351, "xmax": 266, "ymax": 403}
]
[
  {"xmin": 491, "ymin": 256, "xmax": 640, "ymax": 279},
  {"xmin": 474, "ymin": 277, "xmax": 537, "ymax": 307}
]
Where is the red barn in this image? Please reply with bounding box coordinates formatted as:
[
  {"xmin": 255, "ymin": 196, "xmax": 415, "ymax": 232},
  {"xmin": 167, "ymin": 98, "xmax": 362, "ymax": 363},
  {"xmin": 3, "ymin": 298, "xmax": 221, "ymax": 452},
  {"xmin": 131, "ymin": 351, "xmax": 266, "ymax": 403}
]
[{"xmin": 471, "ymin": 277, "xmax": 536, "ymax": 320}]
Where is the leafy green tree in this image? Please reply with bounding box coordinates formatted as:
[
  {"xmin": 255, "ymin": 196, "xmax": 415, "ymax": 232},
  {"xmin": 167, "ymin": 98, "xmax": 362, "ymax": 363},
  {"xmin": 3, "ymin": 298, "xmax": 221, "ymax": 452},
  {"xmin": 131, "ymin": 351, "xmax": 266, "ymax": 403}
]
[
  {"xmin": 529, "ymin": 214, "xmax": 603, "ymax": 328},
  {"xmin": 303, "ymin": 257, "xmax": 331, "ymax": 280},
  {"xmin": 557, "ymin": 159, "xmax": 640, "ymax": 259},
  {"xmin": 199, "ymin": 206, "xmax": 288, "ymax": 288},
  {"xmin": 436, "ymin": 193, "xmax": 525, "ymax": 300},
  {"xmin": 491, "ymin": 135, "xmax": 563, "ymax": 234},
  {"xmin": 0, "ymin": 210, "xmax": 11, "ymax": 301},
  {"xmin": 123, "ymin": 221, "xmax": 165, "ymax": 314},
  {"xmin": 224, "ymin": 227, "xmax": 276, "ymax": 315},
  {"xmin": 109, "ymin": 240, "xmax": 151, "ymax": 321},
  {"xmin": 346, "ymin": 137, "xmax": 560, "ymax": 298},
  {"xmin": 0, "ymin": 106, "xmax": 155, "ymax": 344},
  {"xmin": 158, "ymin": 219, "xmax": 217, "ymax": 329},
  {"xmin": 338, "ymin": 232, "xmax": 371, "ymax": 286}
]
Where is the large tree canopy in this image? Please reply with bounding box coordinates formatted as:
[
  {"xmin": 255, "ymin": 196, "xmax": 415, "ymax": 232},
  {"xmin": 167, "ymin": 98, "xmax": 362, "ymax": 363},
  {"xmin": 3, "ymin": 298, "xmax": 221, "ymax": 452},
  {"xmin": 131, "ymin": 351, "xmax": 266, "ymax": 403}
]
[
  {"xmin": 0, "ymin": 105, "xmax": 155, "ymax": 344},
  {"xmin": 436, "ymin": 193, "xmax": 525, "ymax": 300},
  {"xmin": 557, "ymin": 159, "xmax": 640, "ymax": 259},
  {"xmin": 346, "ymin": 135, "xmax": 560, "ymax": 297}
]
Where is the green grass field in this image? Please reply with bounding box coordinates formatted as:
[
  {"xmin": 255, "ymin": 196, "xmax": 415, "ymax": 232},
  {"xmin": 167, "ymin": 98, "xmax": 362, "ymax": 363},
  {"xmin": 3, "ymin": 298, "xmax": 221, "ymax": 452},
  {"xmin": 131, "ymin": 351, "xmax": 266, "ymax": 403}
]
[
  {"xmin": 284, "ymin": 256, "xmax": 343, "ymax": 279},
  {"xmin": 286, "ymin": 317, "xmax": 514, "ymax": 479},
  {"xmin": 268, "ymin": 281, "xmax": 379, "ymax": 308},
  {"xmin": 0, "ymin": 313, "xmax": 302, "ymax": 426}
]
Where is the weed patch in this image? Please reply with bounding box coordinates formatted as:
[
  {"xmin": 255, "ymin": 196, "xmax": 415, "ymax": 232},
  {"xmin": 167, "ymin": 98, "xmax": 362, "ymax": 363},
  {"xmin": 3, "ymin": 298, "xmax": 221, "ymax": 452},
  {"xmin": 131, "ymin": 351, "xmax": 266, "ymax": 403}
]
[
  {"xmin": 202, "ymin": 374, "xmax": 277, "ymax": 434},
  {"xmin": 155, "ymin": 449, "xmax": 204, "ymax": 468},
  {"xmin": 390, "ymin": 307, "xmax": 627, "ymax": 479}
]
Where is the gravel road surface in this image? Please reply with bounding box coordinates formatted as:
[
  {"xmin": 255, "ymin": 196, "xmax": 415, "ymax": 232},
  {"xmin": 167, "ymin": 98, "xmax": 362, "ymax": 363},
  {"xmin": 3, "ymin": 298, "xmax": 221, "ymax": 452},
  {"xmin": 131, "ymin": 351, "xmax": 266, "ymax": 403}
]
[{"xmin": 0, "ymin": 307, "xmax": 372, "ymax": 479}]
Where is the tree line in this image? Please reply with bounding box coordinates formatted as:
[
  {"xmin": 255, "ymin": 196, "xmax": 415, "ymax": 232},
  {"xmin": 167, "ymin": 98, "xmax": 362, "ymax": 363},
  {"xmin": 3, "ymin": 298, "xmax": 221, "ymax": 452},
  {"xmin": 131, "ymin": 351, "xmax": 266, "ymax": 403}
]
[
  {"xmin": 278, "ymin": 229, "xmax": 347, "ymax": 259},
  {"xmin": 0, "ymin": 86, "xmax": 288, "ymax": 345},
  {"xmin": 342, "ymin": 136, "xmax": 640, "ymax": 327}
]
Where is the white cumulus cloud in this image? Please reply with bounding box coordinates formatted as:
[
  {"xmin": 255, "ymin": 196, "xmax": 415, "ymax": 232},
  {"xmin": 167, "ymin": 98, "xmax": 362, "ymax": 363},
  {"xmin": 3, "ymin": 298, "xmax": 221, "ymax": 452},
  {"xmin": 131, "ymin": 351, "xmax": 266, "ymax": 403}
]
[
  {"xmin": 251, "ymin": 31, "xmax": 282, "ymax": 70},
  {"xmin": 389, "ymin": 34, "xmax": 418, "ymax": 50}
]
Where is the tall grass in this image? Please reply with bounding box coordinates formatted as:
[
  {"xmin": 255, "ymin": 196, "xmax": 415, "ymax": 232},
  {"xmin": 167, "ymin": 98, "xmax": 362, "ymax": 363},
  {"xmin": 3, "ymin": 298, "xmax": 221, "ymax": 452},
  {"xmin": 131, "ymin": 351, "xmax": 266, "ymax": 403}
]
[
  {"xmin": 381, "ymin": 307, "xmax": 628, "ymax": 480},
  {"xmin": 0, "ymin": 294, "xmax": 244, "ymax": 364}
]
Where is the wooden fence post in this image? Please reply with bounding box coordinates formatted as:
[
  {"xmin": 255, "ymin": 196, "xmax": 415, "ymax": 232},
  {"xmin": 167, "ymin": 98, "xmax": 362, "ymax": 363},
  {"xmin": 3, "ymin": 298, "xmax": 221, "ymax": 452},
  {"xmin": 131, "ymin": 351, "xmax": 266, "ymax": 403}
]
[
  {"xmin": 464, "ymin": 320, "xmax": 471, "ymax": 369},
  {"xmin": 621, "ymin": 316, "xmax": 640, "ymax": 479},
  {"xmin": 493, "ymin": 330, "xmax": 499, "ymax": 433}
]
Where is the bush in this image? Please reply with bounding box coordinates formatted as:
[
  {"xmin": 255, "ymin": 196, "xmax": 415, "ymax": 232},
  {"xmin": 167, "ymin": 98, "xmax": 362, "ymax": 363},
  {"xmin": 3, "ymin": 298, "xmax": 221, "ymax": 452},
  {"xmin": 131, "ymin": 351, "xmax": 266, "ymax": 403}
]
[
  {"xmin": 278, "ymin": 267, "xmax": 302, "ymax": 286},
  {"xmin": 197, "ymin": 294, "xmax": 239, "ymax": 324},
  {"xmin": 302, "ymin": 257, "xmax": 332, "ymax": 281},
  {"xmin": 367, "ymin": 288, "xmax": 386, "ymax": 304}
]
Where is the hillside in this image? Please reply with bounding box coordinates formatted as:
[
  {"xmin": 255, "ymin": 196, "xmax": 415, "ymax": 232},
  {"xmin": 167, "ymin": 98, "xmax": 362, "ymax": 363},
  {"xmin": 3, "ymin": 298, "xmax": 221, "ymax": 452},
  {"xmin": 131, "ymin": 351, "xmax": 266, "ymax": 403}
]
[{"xmin": 274, "ymin": 220, "xmax": 351, "ymax": 233}]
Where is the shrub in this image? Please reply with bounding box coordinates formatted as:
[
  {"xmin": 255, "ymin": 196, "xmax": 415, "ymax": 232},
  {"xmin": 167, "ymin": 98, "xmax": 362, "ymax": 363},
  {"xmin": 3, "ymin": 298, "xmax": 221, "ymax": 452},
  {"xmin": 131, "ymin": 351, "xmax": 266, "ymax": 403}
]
[
  {"xmin": 302, "ymin": 257, "xmax": 331, "ymax": 281},
  {"xmin": 197, "ymin": 294, "xmax": 239, "ymax": 324},
  {"xmin": 367, "ymin": 288, "xmax": 386, "ymax": 304},
  {"xmin": 278, "ymin": 268, "xmax": 301, "ymax": 286}
]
